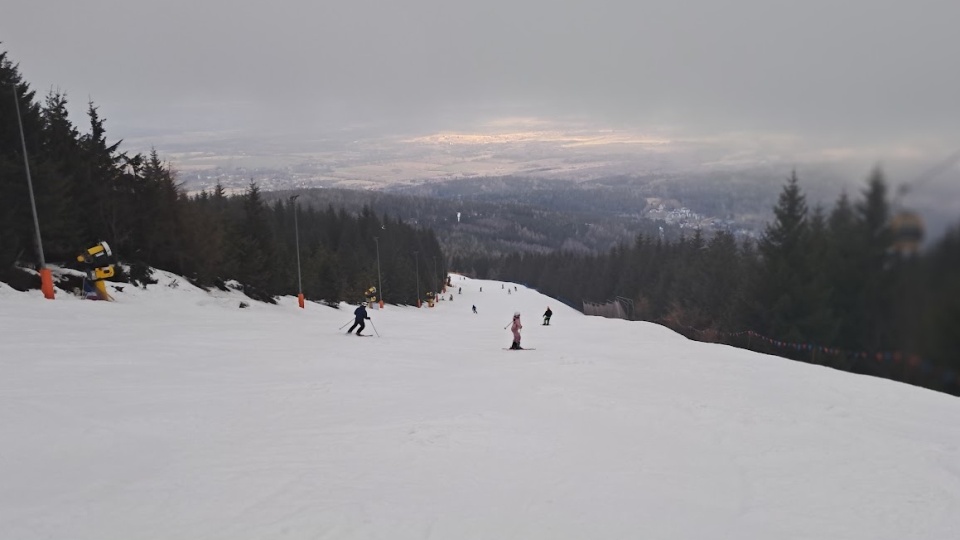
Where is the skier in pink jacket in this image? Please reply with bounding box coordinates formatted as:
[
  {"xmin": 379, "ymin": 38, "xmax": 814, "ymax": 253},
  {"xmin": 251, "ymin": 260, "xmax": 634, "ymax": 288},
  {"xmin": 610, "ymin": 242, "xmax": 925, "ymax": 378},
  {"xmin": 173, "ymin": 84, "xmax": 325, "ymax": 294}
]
[{"xmin": 509, "ymin": 312, "xmax": 523, "ymax": 349}]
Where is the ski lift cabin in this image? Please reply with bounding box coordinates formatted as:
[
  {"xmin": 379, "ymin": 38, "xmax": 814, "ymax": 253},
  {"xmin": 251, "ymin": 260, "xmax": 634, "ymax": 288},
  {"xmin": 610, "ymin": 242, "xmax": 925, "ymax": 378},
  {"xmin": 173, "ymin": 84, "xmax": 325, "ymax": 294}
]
[
  {"xmin": 890, "ymin": 210, "xmax": 924, "ymax": 256},
  {"xmin": 888, "ymin": 149, "xmax": 960, "ymax": 256}
]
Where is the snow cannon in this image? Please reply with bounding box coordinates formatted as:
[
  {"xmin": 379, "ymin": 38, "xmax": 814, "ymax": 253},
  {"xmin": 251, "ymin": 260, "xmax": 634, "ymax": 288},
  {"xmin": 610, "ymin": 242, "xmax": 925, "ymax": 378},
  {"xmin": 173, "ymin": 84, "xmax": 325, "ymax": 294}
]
[
  {"xmin": 76, "ymin": 241, "xmax": 115, "ymax": 301},
  {"xmin": 77, "ymin": 241, "xmax": 112, "ymax": 266},
  {"xmin": 365, "ymin": 286, "xmax": 379, "ymax": 308}
]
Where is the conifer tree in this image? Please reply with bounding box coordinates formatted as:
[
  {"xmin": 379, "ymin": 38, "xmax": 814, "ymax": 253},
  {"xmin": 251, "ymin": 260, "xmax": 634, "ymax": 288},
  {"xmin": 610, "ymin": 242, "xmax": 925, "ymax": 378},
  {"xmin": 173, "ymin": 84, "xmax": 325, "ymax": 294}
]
[
  {"xmin": 181, "ymin": 186, "xmax": 228, "ymax": 286},
  {"xmin": 825, "ymin": 191, "xmax": 861, "ymax": 348},
  {"xmin": 79, "ymin": 102, "xmax": 126, "ymax": 252},
  {"xmin": 755, "ymin": 171, "xmax": 814, "ymax": 341},
  {"xmin": 854, "ymin": 169, "xmax": 894, "ymax": 350},
  {"xmin": 269, "ymin": 199, "xmax": 295, "ymax": 294},
  {"xmin": 0, "ymin": 55, "xmax": 46, "ymax": 274},
  {"xmin": 37, "ymin": 91, "xmax": 83, "ymax": 258},
  {"xmin": 231, "ymin": 182, "xmax": 275, "ymax": 300},
  {"xmin": 140, "ymin": 150, "xmax": 184, "ymax": 273},
  {"xmin": 302, "ymin": 243, "xmax": 340, "ymax": 304},
  {"xmin": 703, "ymin": 230, "xmax": 742, "ymax": 330},
  {"xmin": 803, "ymin": 206, "xmax": 837, "ymax": 343},
  {"xmin": 918, "ymin": 225, "xmax": 960, "ymax": 372}
]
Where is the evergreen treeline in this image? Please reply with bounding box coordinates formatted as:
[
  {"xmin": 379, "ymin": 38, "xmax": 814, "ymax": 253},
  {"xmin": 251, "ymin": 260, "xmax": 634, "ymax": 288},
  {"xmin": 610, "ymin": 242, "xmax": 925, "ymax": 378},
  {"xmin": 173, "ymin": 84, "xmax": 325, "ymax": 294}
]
[
  {"xmin": 267, "ymin": 183, "xmax": 677, "ymax": 261},
  {"xmin": 465, "ymin": 171, "xmax": 960, "ymax": 395},
  {"xmin": 1, "ymin": 51, "xmax": 445, "ymax": 305}
]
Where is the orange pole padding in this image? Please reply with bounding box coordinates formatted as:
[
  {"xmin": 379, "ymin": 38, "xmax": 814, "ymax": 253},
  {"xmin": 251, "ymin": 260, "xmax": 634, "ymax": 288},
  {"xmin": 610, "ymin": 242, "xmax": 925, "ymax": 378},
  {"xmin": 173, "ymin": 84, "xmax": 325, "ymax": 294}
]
[
  {"xmin": 298, "ymin": 293, "xmax": 305, "ymax": 309},
  {"xmin": 39, "ymin": 268, "xmax": 55, "ymax": 300},
  {"xmin": 417, "ymin": 299, "xmax": 421, "ymax": 308},
  {"xmin": 379, "ymin": 300, "xmax": 384, "ymax": 309}
]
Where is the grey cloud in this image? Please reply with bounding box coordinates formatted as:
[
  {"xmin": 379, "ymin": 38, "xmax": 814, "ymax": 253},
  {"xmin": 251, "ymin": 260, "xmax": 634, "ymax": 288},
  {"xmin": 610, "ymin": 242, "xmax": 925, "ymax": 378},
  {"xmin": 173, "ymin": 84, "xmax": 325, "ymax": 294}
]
[{"xmin": 3, "ymin": 0, "xmax": 959, "ymax": 143}]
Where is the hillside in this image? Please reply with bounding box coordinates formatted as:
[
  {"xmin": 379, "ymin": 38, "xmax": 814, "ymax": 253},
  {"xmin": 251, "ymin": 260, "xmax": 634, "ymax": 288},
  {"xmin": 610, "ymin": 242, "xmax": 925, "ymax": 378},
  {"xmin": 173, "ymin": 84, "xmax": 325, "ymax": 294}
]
[
  {"xmin": 268, "ymin": 182, "xmax": 674, "ymax": 261},
  {"xmin": 2, "ymin": 273, "xmax": 959, "ymax": 539}
]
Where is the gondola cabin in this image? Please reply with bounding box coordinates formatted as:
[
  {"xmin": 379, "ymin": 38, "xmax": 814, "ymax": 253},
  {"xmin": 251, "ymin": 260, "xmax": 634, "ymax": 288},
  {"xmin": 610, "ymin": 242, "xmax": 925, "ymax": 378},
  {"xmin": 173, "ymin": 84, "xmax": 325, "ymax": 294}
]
[{"xmin": 890, "ymin": 211, "xmax": 924, "ymax": 255}]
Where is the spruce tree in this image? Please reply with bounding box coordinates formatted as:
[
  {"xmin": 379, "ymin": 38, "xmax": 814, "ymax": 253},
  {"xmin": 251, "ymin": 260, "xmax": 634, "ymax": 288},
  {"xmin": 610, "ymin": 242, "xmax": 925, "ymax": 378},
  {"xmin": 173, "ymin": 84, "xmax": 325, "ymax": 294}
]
[
  {"xmin": 0, "ymin": 57, "xmax": 44, "ymax": 273},
  {"xmin": 855, "ymin": 169, "xmax": 894, "ymax": 350},
  {"xmin": 756, "ymin": 171, "xmax": 814, "ymax": 341},
  {"xmin": 231, "ymin": 182, "xmax": 275, "ymax": 300},
  {"xmin": 140, "ymin": 150, "xmax": 184, "ymax": 273},
  {"xmin": 79, "ymin": 102, "xmax": 126, "ymax": 252},
  {"xmin": 34, "ymin": 92, "xmax": 89, "ymax": 259},
  {"xmin": 803, "ymin": 206, "xmax": 837, "ymax": 344},
  {"xmin": 826, "ymin": 191, "xmax": 861, "ymax": 348},
  {"xmin": 703, "ymin": 230, "xmax": 742, "ymax": 330},
  {"xmin": 918, "ymin": 225, "xmax": 960, "ymax": 373}
]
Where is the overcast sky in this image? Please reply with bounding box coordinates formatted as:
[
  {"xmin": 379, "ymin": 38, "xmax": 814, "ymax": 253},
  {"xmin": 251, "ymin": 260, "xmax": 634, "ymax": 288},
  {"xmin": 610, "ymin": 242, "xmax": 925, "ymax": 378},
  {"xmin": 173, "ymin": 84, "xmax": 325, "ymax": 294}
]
[{"xmin": 4, "ymin": 0, "xmax": 959, "ymax": 149}]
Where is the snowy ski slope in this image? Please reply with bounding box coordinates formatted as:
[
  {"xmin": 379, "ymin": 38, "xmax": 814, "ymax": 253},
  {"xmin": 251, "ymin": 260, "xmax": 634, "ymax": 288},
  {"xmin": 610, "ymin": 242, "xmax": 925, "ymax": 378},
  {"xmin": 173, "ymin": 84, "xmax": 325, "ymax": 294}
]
[{"xmin": 2, "ymin": 272, "xmax": 959, "ymax": 539}]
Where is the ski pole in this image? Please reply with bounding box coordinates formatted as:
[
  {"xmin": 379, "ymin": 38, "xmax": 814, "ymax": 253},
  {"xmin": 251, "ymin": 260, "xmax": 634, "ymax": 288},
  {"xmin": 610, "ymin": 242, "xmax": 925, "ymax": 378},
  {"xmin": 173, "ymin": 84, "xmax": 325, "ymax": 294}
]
[
  {"xmin": 369, "ymin": 319, "xmax": 381, "ymax": 338},
  {"xmin": 339, "ymin": 318, "xmax": 354, "ymax": 330}
]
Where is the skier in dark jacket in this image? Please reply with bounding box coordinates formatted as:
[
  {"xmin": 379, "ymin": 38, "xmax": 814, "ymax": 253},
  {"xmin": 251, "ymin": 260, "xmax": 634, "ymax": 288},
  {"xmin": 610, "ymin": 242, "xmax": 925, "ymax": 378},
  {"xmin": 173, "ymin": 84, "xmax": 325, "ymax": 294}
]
[
  {"xmin": 347, "ymin": 302, "xmax": 371, "ymax": 335},
  {"xmin": 543, "ymin": 307, "xmax": 553, "ymax": 325}
]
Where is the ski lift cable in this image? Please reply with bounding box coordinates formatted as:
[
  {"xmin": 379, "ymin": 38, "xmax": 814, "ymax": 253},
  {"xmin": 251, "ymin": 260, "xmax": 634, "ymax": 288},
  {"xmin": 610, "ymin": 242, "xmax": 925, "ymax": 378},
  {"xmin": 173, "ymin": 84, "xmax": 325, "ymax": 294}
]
[
  {"xmin": 887, "ymin": 149, "xmax": 960, "ymax": 254},
  {"xmin": 894, "ymin": 148, "xmax": 960, "ymax": 204}
]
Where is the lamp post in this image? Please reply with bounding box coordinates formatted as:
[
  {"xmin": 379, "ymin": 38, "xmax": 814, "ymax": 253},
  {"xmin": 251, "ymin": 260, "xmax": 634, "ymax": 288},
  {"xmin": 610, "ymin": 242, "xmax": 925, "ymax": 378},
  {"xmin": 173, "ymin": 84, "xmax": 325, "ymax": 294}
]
[
  {"xmin": 433, "ymin": 256, "xmax": 439, "ymax": 294},
  {"xmin": 11, "ymin": 85, "xmax": 54, "ymax": 299},
  {"xmin": 414, "ymin": 251, "xmax": 420, "ymax": 308},
  {"xmin": 290, "ymin": 195, "xmax": 304, "ymax": 308},
  {"xmin": 373, "ymin": 236, "xmax": 383, "ymax": 308}
]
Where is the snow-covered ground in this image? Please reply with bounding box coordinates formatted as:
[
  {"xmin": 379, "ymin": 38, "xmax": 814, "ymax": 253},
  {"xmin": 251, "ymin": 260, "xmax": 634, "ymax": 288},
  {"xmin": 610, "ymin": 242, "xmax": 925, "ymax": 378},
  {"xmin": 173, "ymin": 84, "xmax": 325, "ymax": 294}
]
[{"xmin": 2, "ymin": 272, "xmax": 959, "ymax": 539}]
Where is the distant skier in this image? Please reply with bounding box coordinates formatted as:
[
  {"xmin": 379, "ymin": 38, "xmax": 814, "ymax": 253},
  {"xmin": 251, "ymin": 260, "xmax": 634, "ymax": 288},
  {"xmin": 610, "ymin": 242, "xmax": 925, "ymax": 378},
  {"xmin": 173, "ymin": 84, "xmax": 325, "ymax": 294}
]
[
  {"xmin": 472, "ymin": 305, "xmax": 477, "ymax": 314},
  {"xmin": 347, "ymin": 302, "xmax": 371, "ymax": 336},
  {"xmin": 458, "ymin": 287, "xmax": 462, "ymax": 294},
  {"xmin": 543, "ymin": 307, "xmax": 553, "ymax": 326},
  {"xmin": 508, "ymin": 289, "xmax": 511, "ymax": 295},
  {"xmin": 508, "ymin": 312, "xmax": 523, "ymax": 349}
]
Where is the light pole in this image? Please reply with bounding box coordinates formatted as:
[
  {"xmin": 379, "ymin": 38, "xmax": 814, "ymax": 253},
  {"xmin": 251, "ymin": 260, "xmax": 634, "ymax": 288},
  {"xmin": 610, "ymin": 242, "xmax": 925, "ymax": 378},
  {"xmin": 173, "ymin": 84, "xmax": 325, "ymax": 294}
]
[
  {"xmin": 433, "ymin": 256, "xmax": 439, "ymax": 294},
  {"xmin": 414, "ymin": 251, "xmax": 420, "ymax": 308},
  {"xmin": 373, "ymin": 236, "xmax": 383, "ymax": 308},
  {"xmin": 290, "ymin": 195, "xmax": 304, "ymax": 308},
  {"xmin": 11, "ymin": 84, "xmax": 54, "ymax": 299}
]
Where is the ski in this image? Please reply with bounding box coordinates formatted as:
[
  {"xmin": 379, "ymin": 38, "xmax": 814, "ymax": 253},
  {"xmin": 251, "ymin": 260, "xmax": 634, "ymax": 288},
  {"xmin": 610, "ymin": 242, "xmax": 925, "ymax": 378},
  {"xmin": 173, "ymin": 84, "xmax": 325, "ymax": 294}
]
[{"xmin": 503, "ymin": 348, "xmax": 535, "ymax": 350}]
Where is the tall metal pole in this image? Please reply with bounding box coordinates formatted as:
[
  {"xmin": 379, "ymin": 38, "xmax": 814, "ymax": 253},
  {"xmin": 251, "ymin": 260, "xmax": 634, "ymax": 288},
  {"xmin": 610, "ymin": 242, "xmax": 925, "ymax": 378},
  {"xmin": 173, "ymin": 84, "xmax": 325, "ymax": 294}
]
[
  {"xmin": 414, "ymin": 251, "xmax": 420, "ymax": 307},
  {"xmin": 290, "ymin": 195, "xmax": 303, "ymax": 308},
  {"xmin": 374, "ymin": 236, "xmax": 383, "ymax": 307},
  {"xmin": 433, "ymin": 256, "xmax": 438, "ymax": 294},
  {"xmin": 12, "ymin": 85, "xmax": 54, "ymax": 299}
]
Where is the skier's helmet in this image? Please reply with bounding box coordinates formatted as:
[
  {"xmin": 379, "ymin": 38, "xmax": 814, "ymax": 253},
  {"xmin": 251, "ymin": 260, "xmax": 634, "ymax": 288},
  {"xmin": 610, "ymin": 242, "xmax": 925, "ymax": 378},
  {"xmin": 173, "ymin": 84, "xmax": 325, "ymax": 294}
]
[
  {"xmin": 514, "ymin": 312, "xmax": 520, "ymax": 317},
  {"xmin": 361, "ymin": 302, "xmax": 368, "ymax": 307}
]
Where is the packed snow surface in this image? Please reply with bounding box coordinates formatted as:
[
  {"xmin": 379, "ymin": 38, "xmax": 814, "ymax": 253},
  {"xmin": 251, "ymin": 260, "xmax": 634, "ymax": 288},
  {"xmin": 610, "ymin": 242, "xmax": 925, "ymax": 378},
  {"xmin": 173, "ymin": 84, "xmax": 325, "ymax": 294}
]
[{"xmin": 2, "ymin": 272, "xmax": 959, "ymax": 539}]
